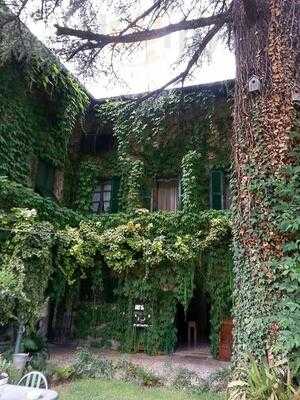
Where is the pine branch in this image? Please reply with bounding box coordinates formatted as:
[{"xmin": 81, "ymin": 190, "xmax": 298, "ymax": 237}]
[{"xmin": 55, "ymin": 11, "xmax": 231, "ymax": 46}]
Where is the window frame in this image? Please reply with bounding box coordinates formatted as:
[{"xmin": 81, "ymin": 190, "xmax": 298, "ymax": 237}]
[
  {"xmin": 151, "ymin": 177, "xmax": 180, "ymax": 212},
  {"xmin": 91, "ymin": 179, "xmax": 113, "ymax": 214}
]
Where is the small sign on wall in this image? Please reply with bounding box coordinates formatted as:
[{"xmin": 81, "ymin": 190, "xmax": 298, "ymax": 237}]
[{"xmin": 133, "ymin": 304, "xmax": 151, "ymax": 327}]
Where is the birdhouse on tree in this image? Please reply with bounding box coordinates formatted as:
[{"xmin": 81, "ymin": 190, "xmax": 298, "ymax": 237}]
[
  {"xmin": 248, "ymin": 75, "xmax": 261, "ymax": 93},
  {"xmin": 292, "ymin": 84, "xmax": 300, "ymax": 104}
]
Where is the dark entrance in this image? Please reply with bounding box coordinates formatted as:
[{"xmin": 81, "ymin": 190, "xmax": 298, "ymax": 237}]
[{"xmin": 175, "ymin": 292, "xmax": 211, "ymax": 349}]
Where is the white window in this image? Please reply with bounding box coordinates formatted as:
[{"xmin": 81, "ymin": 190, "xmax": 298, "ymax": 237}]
[
  {"xmin": 91, "ymin": 180, "xmax": 112, "ymax": 213},
  {"xmin": 152, "ymin": 178, "xmax": 179, "ymax": 211}
]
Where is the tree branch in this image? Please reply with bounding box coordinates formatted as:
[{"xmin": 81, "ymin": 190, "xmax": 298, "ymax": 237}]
[
  {"xmin": 132, "ymin": 21, "xmax": 225, "ymax": 102},
  {"xmin": 66, "ymin": 42, "xmax": 100, "ymax": 61},
  {"xmin": 0, "ymin": 0, "xmax": 30, "ymax": 29},
  {"xmin": 119, "ymin": 0, "xmax": 162, "ymax": 36},
  {"xmin": 55, "ymin": 11, "xmax": 231, "ymax": 46}
]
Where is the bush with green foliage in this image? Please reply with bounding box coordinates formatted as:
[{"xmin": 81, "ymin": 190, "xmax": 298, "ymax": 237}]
[
  {"xmin": 0, "ymin": 355, "xmax": 22, "ymax": 384},
  {"xmin": 48, "ymin": 364, "xmax": 76, "ymax": 384},
  {"xmin": 116, "ymin": 359, "xmax": 161, "ymax": 387},
  {"xmin": 0, "ymin": 203, "xmax": 232, "ymax": 356},
  {"xmin": 172, "ymin": 368, "xmax": 204, "ymax": 390},
  {"xmin": 228, "ymin": 358, "xmax": 298, "ymax": 400},
  {"xmin": 72, "ymin": 348, "xmax": 114, "ymax": 379},
  {"xmin": 205, "ymin": 368, "xmax": 232, "ymax": 393}
]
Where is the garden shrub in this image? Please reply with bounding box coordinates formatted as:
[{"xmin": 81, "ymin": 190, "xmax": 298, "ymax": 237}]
[
  {"xmin": 0, "ymin": 355, "xmax": 22, "ymax": 384},
  {"xmin": 172, "ymin": 367, "xmax": 204, "ymax": 390},
  {"xmin": 48, "ymin": 365, "xmax": 76, "ymax": 384},
  {"xmin": 115, "ymin": 359, "xmax": 161, "ymax": 387},
  {"xmin": 228, "ymin": 358, "xmax": 298, "ymax": 400},
  {"xmin": 206, "ymin": 367, "xmax": 232, "ymax": 392},
  {"xmin": 72, "ymin": 348, "xmax": 113, "ymax": 379}
]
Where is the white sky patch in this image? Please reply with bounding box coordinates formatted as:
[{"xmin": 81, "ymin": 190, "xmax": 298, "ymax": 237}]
[{"xmin": 26, "ymin": 11, "xmax": 236, "ymax": 98}]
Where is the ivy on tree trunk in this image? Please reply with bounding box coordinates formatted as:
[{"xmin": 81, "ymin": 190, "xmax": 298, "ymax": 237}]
[{"xmin": 231, "ymin": 0, "xmax": 299, "ymax": 369}]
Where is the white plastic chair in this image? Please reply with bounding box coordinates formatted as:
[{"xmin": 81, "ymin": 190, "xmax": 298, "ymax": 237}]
[{"xmin": 18, "ymin": 371, "xmax": 48, "ymax": 389}]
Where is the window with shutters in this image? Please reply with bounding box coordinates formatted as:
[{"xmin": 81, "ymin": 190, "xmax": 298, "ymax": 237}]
[
  {"xmin": 152, "ymin": 178, "xmax": 180, "ymax": 211},
  {"xmin": 209, "ymin": 170, "xmax": 224, "ymax": 210},
  {"xmin": 35, "ymin": 160, "xmax": 55, "ymax": 198},
  {"xmin": 110, "ymin": 176, "xmax": 120, "ymax": 213},
  {"xmin": 91, "ymin": 180, "xmax": 112, "ymax": 213}
]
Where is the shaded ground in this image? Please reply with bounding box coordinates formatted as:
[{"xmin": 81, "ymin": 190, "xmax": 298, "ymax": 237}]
[{"xmin": 50, "ymin": 344, "xmax": 229, "ymax": 380}]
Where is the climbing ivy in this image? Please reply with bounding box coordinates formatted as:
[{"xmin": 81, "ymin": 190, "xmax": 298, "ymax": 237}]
[
  {"xmin": 0, "ymin": 61, "xmax": 233, "ymax": 357},
  {"xmin": 272, "ymin": 115, "xmax": 300, "ymax": 376},
  {"xmin": 66, "ymin": 83, "xmax": 234, "ymax": 355},
  {"xmin": 181, "ymin": 150, "xmax": 208, "ymax": 212},
  {"xmin": 231, "ymin": 121, "xmax": 300, "ymax": 374},
  {"xmin": 0, "ymin": 177, "xmax": 83, "ymax": 227},
  {"xmin": 0, "ymin": 58, "xmax": 88, "ymax": 189},
  {"xmin": 204, "ymin": 247, "xmax": 233, "ymax": 357},
  {"xmin": 0, "ymin": 208, "xmax": 55, "ymax": 327},
  {"xmin": 0, "ymin": 48, "xmax": 89, "ymax": 331},
  {"xmin": 86, "ymin": 84, "xmax": 233, "ymax": 213},
  {"xmin": 227, "ymin": 3, "xmax": 300, "ymax": 388},
  {"xmin": 75, "ymin": 153, "xmax": 121, "ymax": 213},
  {"xmin": 0, "ymin": 185, "xmax": 232, "ymax": 356},
  {"xmin": 67, "ymin": 210, "xmax": 232, "ymax": 355}
]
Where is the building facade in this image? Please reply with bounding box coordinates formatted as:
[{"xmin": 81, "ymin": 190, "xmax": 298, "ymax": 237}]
[{"xmin": 0, "ymin": 18, "xmax": 233, "ymax": 357}]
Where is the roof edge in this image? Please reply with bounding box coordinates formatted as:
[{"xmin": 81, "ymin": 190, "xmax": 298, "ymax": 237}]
[{"xmin": 93, "ymin": 78, "xmax": 235, "ymax": 104}]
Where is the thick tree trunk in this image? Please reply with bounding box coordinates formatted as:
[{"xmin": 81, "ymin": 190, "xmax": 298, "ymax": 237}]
[{"xmin": 231, "ymin": 0, "xmax": 299, "ymax": 369}]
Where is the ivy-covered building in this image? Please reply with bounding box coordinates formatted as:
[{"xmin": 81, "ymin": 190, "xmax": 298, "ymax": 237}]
[
  {"xmin": 59, "ymin": 81, "xmax": 234, "ymax": 358},
  {"xmin": 0, "ymin": 12, "xmax": 234, "ymax": 359},
  {"xmin": 0, "ymin": 7, "xmax": 89, "ymax": 202},
  {"xmin": 73, "ymin": 81, "xmax": 233, "ymax": 215}
]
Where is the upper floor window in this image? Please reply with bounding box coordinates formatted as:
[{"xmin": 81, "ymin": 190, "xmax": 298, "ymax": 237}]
[
  {"xmin": 152, "ymin": 178, "xmax": 180, "ymax": 211},
  {"xmin": 80, "ymin": 134, "xmax": 114, "ymax": 155},
  {"xmin": 91, "ymin": 180, "xmax": 112, "ymax": 213},
  {"xmin": 210, "ymin": 170, "xmax": 225, "ymax": 210},
  {"xmin": 35, "ymin": 160, "xmax": 55, "ymax": 198}
]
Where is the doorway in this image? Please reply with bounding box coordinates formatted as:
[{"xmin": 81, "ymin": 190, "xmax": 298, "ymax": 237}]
[{"xmin": 175, "ymin": 292, "xmax": 211, "ymax": 350}]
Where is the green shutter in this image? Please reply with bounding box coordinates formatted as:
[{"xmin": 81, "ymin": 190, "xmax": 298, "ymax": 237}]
[
  {"xmin": 140, "ymin": 185, "xmax": 151, "ymax": 210},
  {"xmin": 35, "ymin": 160, "xmax": 55, "ymax": 197},
  {"xmin": 210, "ymin": 170, "xmax": 224, "ymax": 210},
  {"xmin": 110, "ymin": 176, "xmax": 120, "ymax": 213}
]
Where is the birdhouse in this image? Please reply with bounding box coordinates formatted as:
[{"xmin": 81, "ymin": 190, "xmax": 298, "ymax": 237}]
[
  {"xmin": 248, "ymin": 75, "xmax": 261, "ymax": 93},
  {"xmin": 292, "ymin": 85, "xmax": 300, "ymax": 104}
]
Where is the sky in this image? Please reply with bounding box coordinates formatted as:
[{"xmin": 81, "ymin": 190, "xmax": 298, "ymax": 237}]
[
  {"xmin": 83, "ymin": 40, "xmax": 236, "ymax": 98},
  {"xmin": 26, "ymin": 10, "xmax": 236, "ymax": 98}
]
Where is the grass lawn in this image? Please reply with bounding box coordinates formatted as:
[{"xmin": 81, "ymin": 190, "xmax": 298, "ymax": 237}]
[{"xmin": 58, "ymin": 379, "xmax": 225, "ymax": 400}]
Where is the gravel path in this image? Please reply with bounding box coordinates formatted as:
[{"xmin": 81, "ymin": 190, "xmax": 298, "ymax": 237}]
[{"xmin": 49, "ymin": 344, "xmax": 229, "ymax": 380}]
